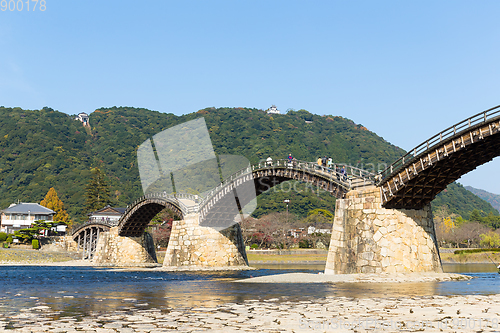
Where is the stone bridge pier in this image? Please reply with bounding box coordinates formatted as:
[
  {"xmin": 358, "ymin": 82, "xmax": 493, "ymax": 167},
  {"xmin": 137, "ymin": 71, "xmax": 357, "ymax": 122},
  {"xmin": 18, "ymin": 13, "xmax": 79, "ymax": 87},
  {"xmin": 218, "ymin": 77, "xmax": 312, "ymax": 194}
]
[
  {"xmin": 92, "ymin": 227, "xmax": 157, "ymax": 266},
  {"xmin": 325, "ymin": 185, "xmax": 442, "ymax": 274},
  {"xmin": 163, "ymin": 213, "xmax": 248, "ymax": 268}
]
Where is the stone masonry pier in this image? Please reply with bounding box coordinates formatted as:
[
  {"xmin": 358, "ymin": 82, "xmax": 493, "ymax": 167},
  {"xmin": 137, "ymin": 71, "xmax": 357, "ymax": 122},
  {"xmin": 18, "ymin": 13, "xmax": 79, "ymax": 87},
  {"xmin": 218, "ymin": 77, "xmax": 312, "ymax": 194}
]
[
  {"xmin": 92, "ymin": 227, "xmax": 157, "ymax": 266},
  {"xmin": 163, "ymin": 213, "xmax": 248, "ymax": 268},
  {"xmin": 325, "ymin": 185, "xmax": 442, "ymax": 274}
]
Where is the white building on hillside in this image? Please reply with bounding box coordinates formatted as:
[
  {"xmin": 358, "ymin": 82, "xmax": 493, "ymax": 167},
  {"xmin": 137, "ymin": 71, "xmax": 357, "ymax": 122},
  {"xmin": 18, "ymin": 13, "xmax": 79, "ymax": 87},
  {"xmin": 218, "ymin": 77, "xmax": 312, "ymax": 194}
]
[
  {"xmin": 75, "ymin": 112, "xmax": 90, "ymax": 127},
  {"xmin": 267, "ymin": 105, "xmax": 281, "ymax": 114},
  {"xmin": 0, "ymin": 203, "xmax": 55, "ymax": 234}
]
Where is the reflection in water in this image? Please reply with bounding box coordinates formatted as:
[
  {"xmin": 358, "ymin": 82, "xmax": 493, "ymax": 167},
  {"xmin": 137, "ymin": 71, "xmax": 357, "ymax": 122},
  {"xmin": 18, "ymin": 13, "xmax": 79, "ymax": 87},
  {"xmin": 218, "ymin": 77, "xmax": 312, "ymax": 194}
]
[
  {"xmin": 443, "ymin": 263, "xmax": 498, "ymax": 273},
  {"xmin": 0, "ymin": 264, "xmax": 498, "ymax": 318}
]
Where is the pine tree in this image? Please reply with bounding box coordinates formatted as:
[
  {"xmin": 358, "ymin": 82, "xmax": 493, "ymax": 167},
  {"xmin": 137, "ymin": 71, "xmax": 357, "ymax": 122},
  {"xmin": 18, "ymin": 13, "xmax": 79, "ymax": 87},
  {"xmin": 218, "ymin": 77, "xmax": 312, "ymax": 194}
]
[
  {"xmin": 85, "ymin": 167, "xmax": 112, "ymax": 213},
  {"xmin": 40, "ymin": 187, "xmax": 70, "ymax": 223}
]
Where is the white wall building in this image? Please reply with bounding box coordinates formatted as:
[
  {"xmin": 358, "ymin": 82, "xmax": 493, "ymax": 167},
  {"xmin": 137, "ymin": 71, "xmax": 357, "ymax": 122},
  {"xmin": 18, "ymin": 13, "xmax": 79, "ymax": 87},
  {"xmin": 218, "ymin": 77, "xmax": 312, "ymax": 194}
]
[
  {"xmin": 0, "ymin": 203, "xmax": 55, "ymax": 234},
  {"xmin": 267, "ymin": 105, "xmax": 281, "ymax": 114},
  {"xmin": 75, "ymin": 112, "xmax": 90, "ymax": 126},
  {"xmin": 308, "ymin": 226, "xmax": 331, "ymax": 235},
  {"xmin": 88, "ymin": 206, "xmax": 126, "ymax": 225}
]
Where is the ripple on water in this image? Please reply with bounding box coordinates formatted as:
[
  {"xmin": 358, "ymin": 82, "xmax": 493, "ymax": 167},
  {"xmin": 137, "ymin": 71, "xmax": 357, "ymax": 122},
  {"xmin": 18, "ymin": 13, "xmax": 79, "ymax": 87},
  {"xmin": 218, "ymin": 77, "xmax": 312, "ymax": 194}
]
[{"xmin": 0, "ymin": 265, "xmax": 497, "ymax": 317}]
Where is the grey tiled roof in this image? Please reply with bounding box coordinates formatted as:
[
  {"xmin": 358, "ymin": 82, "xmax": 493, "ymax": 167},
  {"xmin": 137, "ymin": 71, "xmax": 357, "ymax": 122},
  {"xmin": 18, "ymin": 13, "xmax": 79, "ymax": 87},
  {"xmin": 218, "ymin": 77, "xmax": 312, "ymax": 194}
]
[
  {"xmin": 1, "ymin": 203, "xmax": 55, "ymax": 215},
  {"xmin": 89, "ymin": 206, "xmax": 126, "ymax": 216}
]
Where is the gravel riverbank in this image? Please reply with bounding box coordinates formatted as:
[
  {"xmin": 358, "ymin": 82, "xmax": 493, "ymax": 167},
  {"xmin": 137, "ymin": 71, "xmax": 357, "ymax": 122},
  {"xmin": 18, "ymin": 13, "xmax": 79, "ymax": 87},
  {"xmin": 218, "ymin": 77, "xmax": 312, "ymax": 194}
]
[{"xmin": 1, "ymin": 294, "xmax": 499, "ymax": 332}]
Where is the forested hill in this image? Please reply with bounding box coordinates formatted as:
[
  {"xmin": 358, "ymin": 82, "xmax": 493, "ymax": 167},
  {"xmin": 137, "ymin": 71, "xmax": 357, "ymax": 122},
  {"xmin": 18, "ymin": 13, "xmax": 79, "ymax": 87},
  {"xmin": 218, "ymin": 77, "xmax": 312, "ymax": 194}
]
[
  {"xmin": 465, "ymin": 186, "xmax": 500, "ymax": 212},
  {"xmin": 0, "ymin": 106, "xmax": 496, "ymax": 222}
]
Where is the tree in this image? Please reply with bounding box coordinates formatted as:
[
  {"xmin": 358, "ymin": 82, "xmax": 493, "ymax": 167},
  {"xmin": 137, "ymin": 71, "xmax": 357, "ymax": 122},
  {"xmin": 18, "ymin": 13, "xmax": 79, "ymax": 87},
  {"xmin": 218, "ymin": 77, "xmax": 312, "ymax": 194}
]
[
  {"xmin": 40, "ymin": 187, "xmax": 70, "ymax": 224},
  {"xmin": 150, "ymin": 224, "xmax": 172, "ymax": 249},
  {"xmin": 454, "ymin": 222, "xmax": 490, "ymax": 248},
  {"xmin": 303, "ymin": 208, "xmax": 334, "ymax": 226},
  {"xmin": 480, "ymin": 231, "xmax": 500, "ymax": 248},
  {"xmin": 85, "ymin": 167, "xmax": 112, "ymax": 213},
  {"xmin": 16, "ymin": 220, "xmax": 57, "ymax": 244}
]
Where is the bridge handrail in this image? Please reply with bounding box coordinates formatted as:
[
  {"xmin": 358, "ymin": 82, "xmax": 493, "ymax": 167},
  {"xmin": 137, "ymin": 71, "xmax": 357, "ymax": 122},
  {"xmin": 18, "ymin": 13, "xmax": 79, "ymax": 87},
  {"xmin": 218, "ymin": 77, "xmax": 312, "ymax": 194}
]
[
  {"xmin": 253, "ymin": 159, "xmax": 376, "ymax": 182},
  {"xmin": 377, "ymin": 105, "xmax": 500, "ymax": 184}
]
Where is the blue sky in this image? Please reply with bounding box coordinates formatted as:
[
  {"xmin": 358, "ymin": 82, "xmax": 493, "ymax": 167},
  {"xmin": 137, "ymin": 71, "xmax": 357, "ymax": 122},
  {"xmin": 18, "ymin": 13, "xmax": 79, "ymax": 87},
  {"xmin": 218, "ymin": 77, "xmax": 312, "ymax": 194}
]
[{"xmin": 1, "ymin": 0, "xmax": 499, "ymax": 194}]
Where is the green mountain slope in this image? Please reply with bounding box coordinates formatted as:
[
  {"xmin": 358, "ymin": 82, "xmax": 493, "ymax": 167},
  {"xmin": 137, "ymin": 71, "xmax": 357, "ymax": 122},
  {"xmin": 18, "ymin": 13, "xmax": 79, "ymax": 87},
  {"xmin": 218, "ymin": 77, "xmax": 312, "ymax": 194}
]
[
  {"xmin": 432, "ymin": 183, "xmax": 499, "ymax": 219},
  {"xmin": 0, "ymin": 107, "xmax": 92, "ymax": 218},
  {"xmin": 0, "ymin": 105, "xmax": 495, "ymax": 224},
  {"xmin": 464, "ymin": 186, "xmax": 500, "ymax": 212}
]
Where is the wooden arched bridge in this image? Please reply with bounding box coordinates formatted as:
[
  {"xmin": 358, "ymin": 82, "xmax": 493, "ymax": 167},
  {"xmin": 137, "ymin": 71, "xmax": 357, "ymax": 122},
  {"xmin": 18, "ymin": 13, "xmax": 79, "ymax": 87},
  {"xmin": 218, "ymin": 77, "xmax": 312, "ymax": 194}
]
[
  {"xmin": 378, "ymin": 105, "xmax": 500, "ymax": 209},
  {"xmin": 72, "ymin": 160, "xmax": 373, "ymax": 259},
  {"xmin": 114, "ymin": 160, "xmax": 375, "ymax": 236}
]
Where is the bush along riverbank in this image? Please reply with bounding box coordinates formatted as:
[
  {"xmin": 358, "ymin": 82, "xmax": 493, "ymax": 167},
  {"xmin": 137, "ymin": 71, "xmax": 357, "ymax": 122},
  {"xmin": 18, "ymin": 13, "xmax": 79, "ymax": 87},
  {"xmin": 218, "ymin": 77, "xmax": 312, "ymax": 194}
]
[{"xmin": 439, "ymin": 249, "xmax": 500, "ymax": 264}]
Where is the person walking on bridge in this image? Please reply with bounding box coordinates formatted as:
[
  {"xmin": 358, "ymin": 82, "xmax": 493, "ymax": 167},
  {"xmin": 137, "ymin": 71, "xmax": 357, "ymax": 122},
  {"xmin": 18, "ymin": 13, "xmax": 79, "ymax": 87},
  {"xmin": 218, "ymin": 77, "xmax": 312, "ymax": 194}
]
[
  {"xmin": 317, "ymin": 157, "xmax": 322, "ymax": 168},
  {"xmin": 266, "ymin": 156, "xmax": 273, "ymax": 166}
]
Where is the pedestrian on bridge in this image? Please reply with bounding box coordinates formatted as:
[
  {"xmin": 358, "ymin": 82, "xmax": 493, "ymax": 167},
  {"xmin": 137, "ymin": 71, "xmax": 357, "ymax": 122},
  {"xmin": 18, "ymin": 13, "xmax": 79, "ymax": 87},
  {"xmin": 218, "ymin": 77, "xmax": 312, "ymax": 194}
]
[
  {"xmin": 327, "ymin": 157, "xmax": 333, "ymax": 171},
  {"xmin": 266, "ymin": 156, "xmax": 273, "ymax": 166}
]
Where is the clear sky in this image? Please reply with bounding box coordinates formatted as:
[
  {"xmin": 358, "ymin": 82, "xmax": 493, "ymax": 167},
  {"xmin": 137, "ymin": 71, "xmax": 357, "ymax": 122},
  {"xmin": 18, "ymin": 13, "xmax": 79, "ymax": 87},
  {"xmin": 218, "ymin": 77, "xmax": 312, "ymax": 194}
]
[{"xmin": 1, "ymin": 0, "xmax": 499, "ymax": 194}]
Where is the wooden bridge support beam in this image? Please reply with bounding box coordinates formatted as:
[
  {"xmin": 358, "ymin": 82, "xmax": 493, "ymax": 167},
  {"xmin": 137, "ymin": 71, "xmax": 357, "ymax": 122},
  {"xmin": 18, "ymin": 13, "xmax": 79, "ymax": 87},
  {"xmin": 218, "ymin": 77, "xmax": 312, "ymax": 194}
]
[
  {"xmin": 325, "ymin": 185, "xmax": 442, "ymax": 274},
  {"xmin": 163, "ymin": 213, "xmax": 248, "ymax": 268}
]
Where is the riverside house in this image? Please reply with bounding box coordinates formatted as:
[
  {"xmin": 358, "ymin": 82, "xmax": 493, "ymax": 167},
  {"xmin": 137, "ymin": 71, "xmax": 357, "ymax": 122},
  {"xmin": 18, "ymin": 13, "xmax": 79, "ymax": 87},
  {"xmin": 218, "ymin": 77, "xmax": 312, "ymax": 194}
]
[
  {"xmin": 0, "ymin": 203, "xmax": 55, "ymax": 234},
  {"xmin": 88, "ymin": 206, "xmax": 126, "ymax": 225}
]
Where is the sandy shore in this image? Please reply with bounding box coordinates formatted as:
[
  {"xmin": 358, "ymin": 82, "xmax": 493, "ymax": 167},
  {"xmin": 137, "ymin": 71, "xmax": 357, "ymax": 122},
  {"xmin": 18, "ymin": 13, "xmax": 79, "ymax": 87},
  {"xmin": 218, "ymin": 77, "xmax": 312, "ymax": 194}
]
[
  {"xmin": 236, "ymin": 272, "xmax": 472, "ymax": 283},
  {"xmin": 1, "ymin": 294, "xmax": 499, "ymax": 332}
]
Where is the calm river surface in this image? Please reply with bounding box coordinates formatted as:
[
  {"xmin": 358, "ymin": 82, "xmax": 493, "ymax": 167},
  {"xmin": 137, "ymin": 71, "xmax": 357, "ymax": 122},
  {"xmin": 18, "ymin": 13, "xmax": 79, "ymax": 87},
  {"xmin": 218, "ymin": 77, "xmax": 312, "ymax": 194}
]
[{"xmin": 0, "ymin": 263, "xmax": 498, "ymax": 318}]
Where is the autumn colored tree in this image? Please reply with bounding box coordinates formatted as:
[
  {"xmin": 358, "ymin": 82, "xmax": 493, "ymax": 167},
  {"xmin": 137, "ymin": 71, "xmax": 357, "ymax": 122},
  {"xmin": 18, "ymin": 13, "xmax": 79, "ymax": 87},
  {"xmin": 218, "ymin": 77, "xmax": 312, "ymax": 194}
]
[
  {"xmin": 85, "ymin": 167, "xmax": 112, "ymax": 213},
  {"xmin": 40, "ymin": 187, "xmax": 70, "ymax": 224}
]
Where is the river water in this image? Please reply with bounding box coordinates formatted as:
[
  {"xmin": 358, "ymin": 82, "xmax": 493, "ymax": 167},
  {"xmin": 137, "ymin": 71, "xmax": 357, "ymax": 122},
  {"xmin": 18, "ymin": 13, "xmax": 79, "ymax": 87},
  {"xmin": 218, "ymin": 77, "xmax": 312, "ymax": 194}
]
[{"xmin": 0, "ymin": 263, "xmax": 498, "ymax": 318}]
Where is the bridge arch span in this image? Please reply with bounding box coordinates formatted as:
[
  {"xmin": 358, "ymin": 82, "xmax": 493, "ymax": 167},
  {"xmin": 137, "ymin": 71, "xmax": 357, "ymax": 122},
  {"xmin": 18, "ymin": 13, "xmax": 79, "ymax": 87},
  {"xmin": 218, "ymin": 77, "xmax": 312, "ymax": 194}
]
[
  {"xmin": 378, "ymin": 105, "xmax": 500, "ymax": 209},
  {"xmin": 72, "ymin": 222, "xmax": 113, "ymax": 260},
  {"xmin": 117, "ymin": 194, "xmax": 186, "ymax": 237},
  {"xmin": 198, "ymin": 159, "xmax": 374, "ymax": 227}
]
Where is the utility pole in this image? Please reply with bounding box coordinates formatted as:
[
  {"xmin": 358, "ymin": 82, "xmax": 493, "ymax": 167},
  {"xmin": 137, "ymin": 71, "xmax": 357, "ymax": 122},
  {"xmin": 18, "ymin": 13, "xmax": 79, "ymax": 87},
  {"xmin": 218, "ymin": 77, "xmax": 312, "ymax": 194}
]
[{"xmin": 284, "ymin": 199, "xmax": 290, "ymax": 223}]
